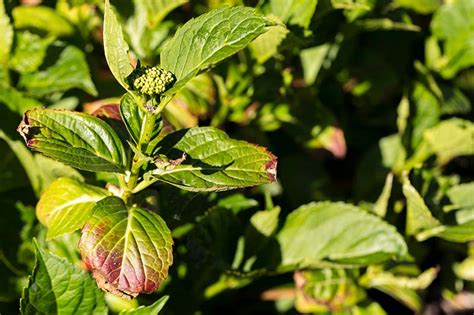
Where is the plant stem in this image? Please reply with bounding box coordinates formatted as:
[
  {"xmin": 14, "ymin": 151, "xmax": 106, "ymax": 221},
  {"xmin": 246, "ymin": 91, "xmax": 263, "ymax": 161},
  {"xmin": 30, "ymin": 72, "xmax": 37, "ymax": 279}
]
[{"xmin": 124, "ymin": 107, "xmax": 157, "ymax": 203}]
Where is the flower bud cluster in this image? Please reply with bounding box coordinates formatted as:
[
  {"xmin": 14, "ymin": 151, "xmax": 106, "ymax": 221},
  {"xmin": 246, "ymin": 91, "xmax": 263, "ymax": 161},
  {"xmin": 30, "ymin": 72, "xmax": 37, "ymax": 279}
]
[{"xmin": 129, "ymin": 66, "xmax": 175, "ymax": 96}]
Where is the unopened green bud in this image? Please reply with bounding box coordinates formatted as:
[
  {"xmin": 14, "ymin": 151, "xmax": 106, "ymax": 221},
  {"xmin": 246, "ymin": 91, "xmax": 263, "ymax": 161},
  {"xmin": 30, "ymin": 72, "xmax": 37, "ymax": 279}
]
[{"xmin": 128, "ymin": 66, "xmax": 175, "ymax": 96}]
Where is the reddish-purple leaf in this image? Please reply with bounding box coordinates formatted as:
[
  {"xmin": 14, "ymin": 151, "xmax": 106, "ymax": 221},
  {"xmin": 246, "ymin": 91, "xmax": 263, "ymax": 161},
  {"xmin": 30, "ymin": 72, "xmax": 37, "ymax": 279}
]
[{"xmin": 79, "ymin": 197, "xmax": 173, "ymax": 298}]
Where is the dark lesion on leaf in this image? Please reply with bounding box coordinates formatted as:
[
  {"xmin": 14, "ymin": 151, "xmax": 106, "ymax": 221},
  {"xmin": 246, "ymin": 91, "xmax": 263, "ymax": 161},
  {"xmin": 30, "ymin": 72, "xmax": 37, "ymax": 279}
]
[
  {"xmin": 91, "ymin": 269, "xmax": 137, "ymax": 299},
  {"xmin": 17, "ymin": 111, "xmax": 40, "ymax": 148}
]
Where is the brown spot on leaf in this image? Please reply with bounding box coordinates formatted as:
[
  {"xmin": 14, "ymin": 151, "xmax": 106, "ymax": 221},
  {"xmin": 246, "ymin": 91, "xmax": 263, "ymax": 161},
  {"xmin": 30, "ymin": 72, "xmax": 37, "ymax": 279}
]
[
  {"xmin": 92, "ymin": 270, "xmax": 137, "ymax": 299},
  {"xmin": 266, "ymin": 152, "xmax": 278, "ymax": 182}
]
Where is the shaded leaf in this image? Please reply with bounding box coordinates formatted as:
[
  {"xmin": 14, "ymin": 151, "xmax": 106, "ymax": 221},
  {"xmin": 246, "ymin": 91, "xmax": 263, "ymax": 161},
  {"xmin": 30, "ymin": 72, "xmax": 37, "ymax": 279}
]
[
  {"xmin": 36, "ymin": 177, "xmax": 109, "ymax": 240},
  {"xmin": 80, "ymin": 197, "xmax": 173, "ymax": 298},
  {"xmin": 294, "ymin": 269, "xmax": 365, "ymax": 313},
  {"xmin": 104, "ymin": 0, "xmax": 134, "ymax": 90},
  {"xmin": 161, "ymin": 6, "xmax": 270, "ymax": 94},
  {"xmin": 20, "ymin": 240, "xmax": 107, "ymax": 315},
  {"xmin": 18, "ymin": 109, "xmax": 128, "ymax": 173},
  {"xmin": 151, "ymin": 127, "xmax": 277, "ymax": 192},
  {"xmin": 19, "ymin": 46, "xmax": 97, "ymax": 96},
  {"xmin": 0, "ymin": 86, "xmax": 41, "ymax": 115},
  {"xmin": 13, "ymin": 5, "xmax": 74, "ymax": 37},
  {"xmin": 277, "ymin": 202, "xmax": 408, "ymax": 267}
]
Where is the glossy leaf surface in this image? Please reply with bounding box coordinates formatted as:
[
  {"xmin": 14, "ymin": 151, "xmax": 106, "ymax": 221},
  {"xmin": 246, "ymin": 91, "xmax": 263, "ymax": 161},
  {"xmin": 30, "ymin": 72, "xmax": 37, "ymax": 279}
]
[
  {"xmin": 161, "ymin": 6, "xmax": 270, "ymax": 94},
  {"xmin": 18, "ymin": 109, "xmax": 128, "ymax": 173},
  {"xmin": 152, "ymin": 127, "xmax": 277, "ymax": 191}
]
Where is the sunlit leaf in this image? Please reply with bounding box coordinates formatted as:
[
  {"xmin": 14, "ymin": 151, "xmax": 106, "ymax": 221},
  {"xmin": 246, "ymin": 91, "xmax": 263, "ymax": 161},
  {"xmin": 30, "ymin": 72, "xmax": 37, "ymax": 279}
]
[
  {"xmin": 18, "ymin": 109, "xmax": 128, "ymax": 173},
  {"xmin": 277, "ymin": 202, "xmax": 408, "ymax": 267},
  {"xmin": 104, "ymin": 0, "xmax": 134, "ymax": 90},
  {"xmin": 151, "ymin": 127, "xmax": 277, "ymax": 192},
  {"xmin": 80, "ymin": 197, "xmax": 173, "ymax": 298},
  {"xmin": 161, "ymin": 6, "xmax": 270, "ymax": 94},
  {"xmin": 36, "ymin": 177, "xmax": 109, "ymax": 239}
]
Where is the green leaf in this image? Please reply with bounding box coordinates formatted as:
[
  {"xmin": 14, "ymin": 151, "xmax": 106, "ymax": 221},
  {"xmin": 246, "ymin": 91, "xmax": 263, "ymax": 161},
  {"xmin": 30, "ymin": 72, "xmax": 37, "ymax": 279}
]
[
  {"xmin": 36, "ymin": 177, "xmax": 109, "ymax": 240},
  {"xmin": 161, "ymin": 6, "xmax": 270, "ymax": 95},
  {"xmin": 13, "ymin": 5, "xmax": 74, "ymax": 37},
  {"xmin": 395, "ymin": 0, "xmax": 440, "ymax": 13},
  {"xmin": 431, "ymin": 0, "xmax": 474, "ymax": 78},
  {"xmin": 447, "ymin": 182, "xmax": 474, "ymax": 212},
  {"xmin": 0, "ymin": 85, "xmax": 42, "ymax": 115},
  {"xmin": 151, "ymin": 127, "xmax": 277, "ymax": 192},
  {"xmin": 294, "ymin": 269, "xmax": 365, "ymax": 313},
  {"xmin": 300, "ymin": 45, "xmax": 331, "ymax": 85},
  {"xmin": 19, "ymin": 45, "xmax": 97, "ymax": 96},
  {"xmin": 402, "ymin": 174, "xmax": 441, "ymax": 236},
  {"xmin": 119, "ymin": 295, "xmax": 169, "ymax": 314},
  {"xmin": 120, "ymin": 93, "xmax": 162, "ymax": 146},
  {"xmin": 270, "ymin": 0, "xmax": 318, "ymax": 28},
  {"xmin": 373, "ymin": 173, "xmax": 393, "ymax": 217},
  {"xmin": 277, "ymin": 202, "xmax": 408, "ymax": 267},
  {"xmin": 0, "ymin": 1, "xmax": 13, "ymax": 66},
  {"xmin": 104, "ymin": 0, "xmax": 134, "ymax": 90},
  {"xmin": 80, "ymin": 197, "xmax": 173, "ymax": 298},
  {"xmin": 18, "ymin": 109, "xmax": 128, "ymax": 173},
  {"xmin": 395, "ymin": 0, "xmax": 440, "ymax": 14},
  {"xmin": 422, "ymin": 118, "xmax": 474, "ymax": 165},
  {"xmin": 136, "ymin": 0, "xmax": 188, "ymax": 26},
  {"xmin": 20, "ymin": 240, "xmax": 107, "ymax": 315},
  {"xmin": 249, "ymin": 23, "xmax": 288, "ymax": 64},
  {"xmin": 10, "ymin": 31, "xmax": 55, "ymax": 73},
  {"xmin": 0, "ymin": 131, "xmax": 83, "ymax": 196}
]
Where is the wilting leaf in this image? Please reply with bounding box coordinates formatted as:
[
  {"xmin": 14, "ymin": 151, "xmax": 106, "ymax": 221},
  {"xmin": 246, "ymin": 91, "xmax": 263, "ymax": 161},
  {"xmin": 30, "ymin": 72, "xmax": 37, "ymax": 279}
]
[
  {"xmin": 402, "ymin": 174, "xmax": 441, "ymax": 236},
  {"xmin": 13, "ymin": 5, "xmax": 74, "ymax": 37},
  {"xmin": 20, "ymin": 241, "xmax": 107, "ymax": 314},
  {"xmin": 80, "ymin": 197, "xmax": 173, "ymax": 298},
  {"xmin": 277, "ymin": 202, "xmax": 408, "ymax": 267},
  {"xmin": 19, "ymin": 45, "xmax": 97, "ymax": 96},
  {"xmin": 151, "ymin": 127, "xmax": 277, "ymax": 192},
  {"xmin": 161, "ymin": 6, "xmax": 270, "ymax": 94},
  {"xmin": 18, "ymin": 109, "xmax": 128, "ymax": 173},
  {"xmin": 36, "ymin": 177, "xmax": 109, "ymax": 239},
  {"xmin": 104, "ymin": 0, "xmax": 134, "ymax": 90},
  {"xmin": 120, "ymin": 295, "xmax": 169, "ymax": 314}
]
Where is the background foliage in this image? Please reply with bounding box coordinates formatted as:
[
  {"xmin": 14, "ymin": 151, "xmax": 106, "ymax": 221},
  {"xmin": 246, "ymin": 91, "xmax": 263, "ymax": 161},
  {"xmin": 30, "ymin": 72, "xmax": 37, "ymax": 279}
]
[{"xmin": 1, "ymin": 0, "xmax": 473, "ymax": 314}]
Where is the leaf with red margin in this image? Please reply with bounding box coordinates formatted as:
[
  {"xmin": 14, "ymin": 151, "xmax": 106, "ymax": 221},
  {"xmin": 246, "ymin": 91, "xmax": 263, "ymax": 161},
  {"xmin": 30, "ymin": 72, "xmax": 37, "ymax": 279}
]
[
  {"xmin": 150, "ymin": 127, "xmax": 277, "ymax": 192},
  {"xmin": 79, "ymin": 197, "xmax": 173, "ymax": 298}
]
